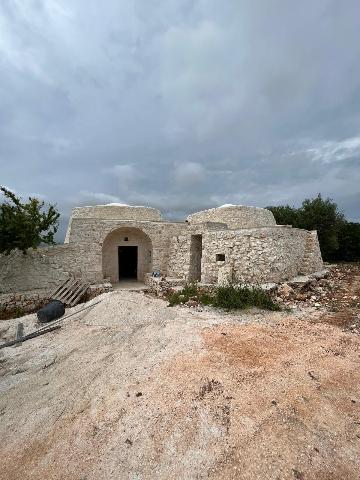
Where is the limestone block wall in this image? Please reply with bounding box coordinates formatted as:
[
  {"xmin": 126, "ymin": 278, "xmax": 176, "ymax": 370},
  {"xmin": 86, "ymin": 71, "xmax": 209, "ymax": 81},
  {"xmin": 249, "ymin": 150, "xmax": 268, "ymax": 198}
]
[
  {"xmin": 187, "ymin": 206, "xmax": 276, "ymax": 229},
  {"xmin": 0, "ymin": 243, "xmax": 102, "ymax": 294},
  {"xmin": 201, "ymin": 227, "xmax": 323, "ymax": 284},
  {"xmin": 66, "ymin": 218, "xmax": 186, "ymax": 278},
  {"xmin": 167, "ymin": 233, "xmax": 192, "ymax": 279},
  {"xmin": 166, "ymin": 222, "xmax": 231, "ymax": 280},
  {"xmin": 300, "ymin": 231, "xmax": 324, "ymax": 274},
  {"xmin": 166, "ymin": 226, "xmax": 323, "ymax": 284}
]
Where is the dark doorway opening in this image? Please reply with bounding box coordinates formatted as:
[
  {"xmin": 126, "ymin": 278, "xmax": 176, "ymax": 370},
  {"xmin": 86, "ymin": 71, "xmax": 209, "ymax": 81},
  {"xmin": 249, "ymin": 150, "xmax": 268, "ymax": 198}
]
[
  {"xmin": 189, "ymin": 235, "xmax": 202, "ymax": 282},
  {"xmin": 118, "ymin": 246, "xmax": 138, "ymax": 280}
]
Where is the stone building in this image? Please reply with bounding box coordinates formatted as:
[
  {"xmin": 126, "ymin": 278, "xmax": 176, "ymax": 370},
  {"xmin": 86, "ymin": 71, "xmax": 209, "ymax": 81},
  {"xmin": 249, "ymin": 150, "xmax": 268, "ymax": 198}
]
[{"xmin": 0, "ymin": 203, "xmax": 323, "ymax": 294}]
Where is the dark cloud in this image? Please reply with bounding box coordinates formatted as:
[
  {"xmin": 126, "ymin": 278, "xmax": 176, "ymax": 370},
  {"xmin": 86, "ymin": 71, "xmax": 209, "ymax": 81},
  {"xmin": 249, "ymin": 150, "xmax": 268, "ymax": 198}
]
[{"xmin": 0, "ymin": 0, "xmax": 359, "ymax": 241}]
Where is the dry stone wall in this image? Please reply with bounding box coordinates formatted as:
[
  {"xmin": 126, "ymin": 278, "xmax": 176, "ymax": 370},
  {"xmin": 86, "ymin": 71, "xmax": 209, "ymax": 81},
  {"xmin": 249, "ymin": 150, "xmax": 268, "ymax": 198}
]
[
  {"xmin": 201, "ymin": 227, "xmax": 322, "ymax": 284},
  {"xmin": 0, "ymin": 244, "xmax": 102, "ymax": 294}
]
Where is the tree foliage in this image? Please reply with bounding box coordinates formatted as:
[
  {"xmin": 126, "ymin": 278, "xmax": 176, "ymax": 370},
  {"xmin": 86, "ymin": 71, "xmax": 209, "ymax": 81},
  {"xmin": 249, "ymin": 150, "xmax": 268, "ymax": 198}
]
[
  {"xmin": 0, "ymin": 187, "xmax": 60, "ymax": 254},
  {"xmin": 267, "ymin": 194, "xmax": 359, "ymax": 262},
  {"xmin": 336, "ymin": 222, "xmax": 360, "ymax": 261},
  {"xmin": 297, "ymin": 195, "xmax": 345, "ymax": 260},
  {"xmin": 265, "ymin": 205, "xmax": 300, "ymax": 227}
]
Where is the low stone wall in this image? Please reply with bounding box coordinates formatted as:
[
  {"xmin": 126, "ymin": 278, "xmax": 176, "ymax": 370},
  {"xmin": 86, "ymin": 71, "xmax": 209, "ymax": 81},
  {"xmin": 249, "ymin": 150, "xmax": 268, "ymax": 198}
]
[
  {"xmin": 0, "ymin": 289, "xmax": 51, "ymax": 318},
  {"xmin": 0, "ymin": 244, "xmax": 103, "ymax": 294},
  {"xmin": 0, "ymin": 282, "xmax": 112, "ymax": 319},
  {"xmin": 144, "ymin": 274, "xmax": 185, "ymax": 296}
]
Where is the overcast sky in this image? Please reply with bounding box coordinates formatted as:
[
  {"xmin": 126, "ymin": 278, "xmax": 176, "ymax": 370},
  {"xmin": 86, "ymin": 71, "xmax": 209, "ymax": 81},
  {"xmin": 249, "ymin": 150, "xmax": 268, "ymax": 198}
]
[{"xmin": 1, "ymin": 0, "xmax": 359, "ymax": 240}]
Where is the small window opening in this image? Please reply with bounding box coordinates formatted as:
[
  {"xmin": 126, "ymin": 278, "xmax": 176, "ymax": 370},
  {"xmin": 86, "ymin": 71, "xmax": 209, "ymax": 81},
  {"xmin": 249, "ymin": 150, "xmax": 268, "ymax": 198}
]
[
  {"xmin": 124, "ymin": 237, "xmax": 129, "ymax": 241},
  {"xmin": 216, "ymin": 254, "xmax": 225, "ymax": 261}
]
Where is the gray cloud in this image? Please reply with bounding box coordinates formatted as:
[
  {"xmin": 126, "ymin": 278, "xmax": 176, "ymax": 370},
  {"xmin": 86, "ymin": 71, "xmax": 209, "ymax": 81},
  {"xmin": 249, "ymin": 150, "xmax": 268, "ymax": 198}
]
[{"xmin": 0, "ymin": 0, "xmax": 359, "ymax": 241}]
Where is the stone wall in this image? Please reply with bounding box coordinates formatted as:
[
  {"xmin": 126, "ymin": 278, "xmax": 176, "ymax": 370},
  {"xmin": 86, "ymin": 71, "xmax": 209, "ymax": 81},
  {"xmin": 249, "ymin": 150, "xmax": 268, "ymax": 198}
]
[
  {"xmin": 166, "ymin": 226, "xmax": 322, "ymax": 284},
  {"xmin": 186, "ymin": 206, "xmax": 276, "ymax": 229},
  {"xmin": 0, "ymin": 220, "xmax": 187, "ymax": 294},
  {"xmin": 0, "ymin": 244, "xmax": 102, "ymax": 294},
  {"xmin": 67, "ymin": 218, "xmax": 185, "ymax": 276},
  {"xmin": 0, "ymin": 289, "xmax": 51, "ymax": 317},
  {"xmin": 201, "ymin": 227, "xmax": 322, "ymax": 284}
]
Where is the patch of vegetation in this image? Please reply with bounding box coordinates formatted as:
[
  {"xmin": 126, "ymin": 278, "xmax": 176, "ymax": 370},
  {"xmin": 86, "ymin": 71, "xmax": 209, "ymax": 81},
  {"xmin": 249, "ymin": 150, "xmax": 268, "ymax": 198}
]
[
  {"xmin": 213, "ymin": 284, "xmax": 281, "ymax": 311},
  {"xmin": 167, "ymin": 283, "xmax": 280, "ymax": 311},
  {"xmin": 167, "ymin": 283, "xmax": 213, "ymax": 307}
]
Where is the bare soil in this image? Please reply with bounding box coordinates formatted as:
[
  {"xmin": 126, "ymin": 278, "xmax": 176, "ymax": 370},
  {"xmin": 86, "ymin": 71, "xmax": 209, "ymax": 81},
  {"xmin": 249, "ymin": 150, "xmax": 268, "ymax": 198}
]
[{"xmin": 0, "ymin": 264, "xmax": 359, "ymax": 480}]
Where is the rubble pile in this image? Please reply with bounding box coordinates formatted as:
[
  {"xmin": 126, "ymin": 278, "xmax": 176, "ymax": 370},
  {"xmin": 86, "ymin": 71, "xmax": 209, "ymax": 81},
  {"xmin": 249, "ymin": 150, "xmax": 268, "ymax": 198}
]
[{"xmin": 274, "ymin": 264, "xmax": 360, "ymax": 312}]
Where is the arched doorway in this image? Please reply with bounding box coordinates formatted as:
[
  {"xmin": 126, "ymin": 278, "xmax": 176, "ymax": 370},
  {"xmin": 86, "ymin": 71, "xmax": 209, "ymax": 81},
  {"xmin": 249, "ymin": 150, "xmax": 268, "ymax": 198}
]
[{"xmin": 102, "ymin": 227, "xmax": 152, "ymax": 283}]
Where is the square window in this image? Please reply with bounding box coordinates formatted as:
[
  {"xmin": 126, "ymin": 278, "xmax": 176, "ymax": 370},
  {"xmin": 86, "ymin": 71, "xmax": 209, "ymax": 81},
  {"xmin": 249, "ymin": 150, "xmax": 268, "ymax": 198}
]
[
  {"xmin": 216, "ymin": 254, "xmax": 225, "ymax": 261},
  {"xmin": 124, "ymin": 237, "xmax": 129, "ymax": 241}
]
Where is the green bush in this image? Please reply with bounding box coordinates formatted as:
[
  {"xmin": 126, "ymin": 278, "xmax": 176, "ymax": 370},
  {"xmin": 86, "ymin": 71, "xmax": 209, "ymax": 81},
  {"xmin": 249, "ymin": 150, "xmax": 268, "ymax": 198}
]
[
  {"xmin": 213, "ymin": 284, "xmax": 280, "ymax": 311},
  {"xmin": 167, "ymin": 283, "xmax": 280, "ymax": 311}
]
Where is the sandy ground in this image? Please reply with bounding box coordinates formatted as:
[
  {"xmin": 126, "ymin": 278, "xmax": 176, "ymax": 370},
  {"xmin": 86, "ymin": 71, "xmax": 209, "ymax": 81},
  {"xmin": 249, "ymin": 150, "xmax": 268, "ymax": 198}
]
[{"xmin": 0, "ymin": 268, "xmax": 360, "ymax": 480}]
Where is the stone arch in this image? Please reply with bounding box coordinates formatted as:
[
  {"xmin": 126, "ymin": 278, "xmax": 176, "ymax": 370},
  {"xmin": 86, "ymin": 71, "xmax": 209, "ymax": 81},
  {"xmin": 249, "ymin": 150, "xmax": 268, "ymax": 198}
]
[{"xmin": 102, "ymin": 227, "xmax": 152, "ymax": 283}]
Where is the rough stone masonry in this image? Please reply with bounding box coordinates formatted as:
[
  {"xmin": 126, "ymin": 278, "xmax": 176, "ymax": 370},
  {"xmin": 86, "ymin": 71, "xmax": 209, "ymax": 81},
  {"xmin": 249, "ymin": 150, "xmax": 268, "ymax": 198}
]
[{"xmin": 0, "ymin": 204, "xmax": 323, "ymax": 295}]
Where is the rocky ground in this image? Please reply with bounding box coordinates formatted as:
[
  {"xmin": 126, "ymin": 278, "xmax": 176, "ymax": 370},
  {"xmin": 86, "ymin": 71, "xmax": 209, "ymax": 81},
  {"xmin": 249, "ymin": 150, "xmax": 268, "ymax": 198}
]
[
  {"xmin": 0, "ymin": 263, "xmax": 359, "ymax": 480},
  {"xmin": 274, "ymin": 263, "xmax": 360, "ymax": 334}
]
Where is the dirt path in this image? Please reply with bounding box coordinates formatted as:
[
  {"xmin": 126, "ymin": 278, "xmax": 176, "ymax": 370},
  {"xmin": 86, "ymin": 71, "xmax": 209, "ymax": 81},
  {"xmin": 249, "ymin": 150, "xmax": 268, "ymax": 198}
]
[{"xmin": 0, "ymin": 266, "xmax": 360, "ymax": 480}]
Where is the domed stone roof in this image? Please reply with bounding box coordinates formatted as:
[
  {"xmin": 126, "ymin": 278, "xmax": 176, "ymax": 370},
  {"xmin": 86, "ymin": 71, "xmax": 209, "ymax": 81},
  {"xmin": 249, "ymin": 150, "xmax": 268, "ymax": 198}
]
[
  {"xmin": 186, "ymin": 205, "xmax": 276, "ymax": 229},
  {"xmin": 69, "ymin": 204, "xmax": 163, "ymax": 222}
]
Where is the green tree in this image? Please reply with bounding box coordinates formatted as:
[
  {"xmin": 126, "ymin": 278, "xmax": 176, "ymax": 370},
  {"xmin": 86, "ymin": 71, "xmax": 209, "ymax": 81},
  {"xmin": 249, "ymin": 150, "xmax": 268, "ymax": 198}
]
[
  {"xmin": 0, "ymin": 186, "xmax": 60, "ymax": 254},
  {"xmin": 267, "ymin": 194, "xmax": 347, "ymax": 261},
  {"xmin": 297, "ymin": 194, "xmax": 345, "ymax": 260},
  {"xmin": 266, "ymin": 205, "xmax": 300, "ymax": 227},
  {"xmin": 336, "ymin": 222, "xmax": 360, "ymax": 261}
]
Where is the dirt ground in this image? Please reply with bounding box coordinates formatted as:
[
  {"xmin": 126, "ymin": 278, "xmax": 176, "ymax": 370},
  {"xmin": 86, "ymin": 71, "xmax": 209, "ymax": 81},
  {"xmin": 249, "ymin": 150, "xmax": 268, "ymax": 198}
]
[{"xmin": 0, "ymin": 264, "xmax": 359, "ymax": 480}]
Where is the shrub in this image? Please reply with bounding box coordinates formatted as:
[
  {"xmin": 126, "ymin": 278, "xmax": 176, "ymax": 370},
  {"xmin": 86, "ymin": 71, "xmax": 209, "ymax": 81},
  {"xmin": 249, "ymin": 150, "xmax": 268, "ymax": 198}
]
[
  {"xmin": 213, "ymin": 284, "xmax": 280, "ymax": 311},
  {"xmin": 166, "ymin": 283, "xmax": 280, "ymax": 311}
]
